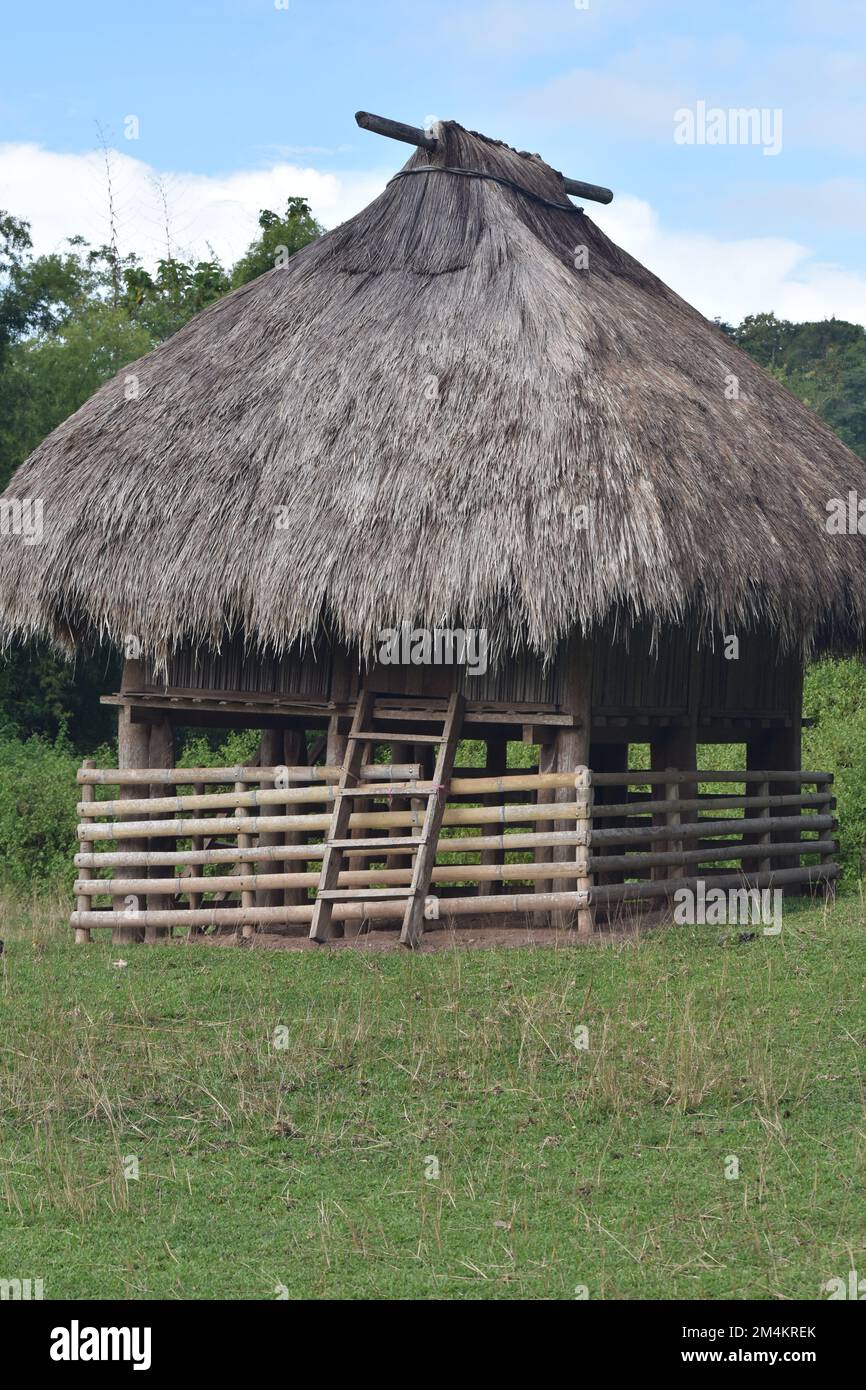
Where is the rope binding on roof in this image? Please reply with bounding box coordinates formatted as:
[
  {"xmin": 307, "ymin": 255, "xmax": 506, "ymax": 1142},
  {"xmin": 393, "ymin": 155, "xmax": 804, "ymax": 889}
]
[{"xmin": 388, "ymin": 165, "xmax": 584, "ymax": 215}]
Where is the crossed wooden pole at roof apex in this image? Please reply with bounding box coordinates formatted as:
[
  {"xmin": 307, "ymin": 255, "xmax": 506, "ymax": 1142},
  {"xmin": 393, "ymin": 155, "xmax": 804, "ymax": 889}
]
[{"xmin": 356, "ymin": 109, "xmax": 614, "ymax": 205}]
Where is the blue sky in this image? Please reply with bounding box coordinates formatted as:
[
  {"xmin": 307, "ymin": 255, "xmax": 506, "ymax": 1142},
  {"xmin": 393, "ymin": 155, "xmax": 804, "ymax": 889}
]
[{"xmin": 2, "ymin": 0, "xmax": 865, "ymax": 323}]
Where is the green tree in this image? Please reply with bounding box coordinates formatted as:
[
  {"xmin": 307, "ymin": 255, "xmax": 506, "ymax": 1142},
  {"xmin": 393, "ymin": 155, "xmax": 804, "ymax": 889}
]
[
  {"xmin": 230, "ymin": 197, "xmax": 322, "ymax": 287},
  {"xmin": 0, "ymin": 195, "xmax": 322, "ymax": 746},
  {"xmin": 0, "ymin": 641, "xmax": 120, "ymax": 747},
  {"xmin": 1, "ymin": 303, "xmax": 153, "ymax": 483},
  {"xmin": 121, "ymin": 255, "xmax": 230, "ymax": 340}
]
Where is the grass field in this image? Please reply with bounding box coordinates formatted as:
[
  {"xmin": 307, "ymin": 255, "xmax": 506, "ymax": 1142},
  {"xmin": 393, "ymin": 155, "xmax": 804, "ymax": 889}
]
[{"xmin": 0, "ymin": 893, "xmax": 863, "ymax": 1300}]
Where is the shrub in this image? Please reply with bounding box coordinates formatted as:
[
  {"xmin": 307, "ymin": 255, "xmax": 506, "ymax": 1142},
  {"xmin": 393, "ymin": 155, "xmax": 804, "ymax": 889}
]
[
  {"xmin": 0, "ymin": 734, "xmax": 81, "ymax": 892},
  {"xmin": 804, "ymin": 658, "xmax": 866, "ymax": 880}
]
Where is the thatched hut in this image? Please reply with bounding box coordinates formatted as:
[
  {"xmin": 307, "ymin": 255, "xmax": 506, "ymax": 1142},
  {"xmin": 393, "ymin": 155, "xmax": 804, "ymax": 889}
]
[{"xmin": 0, "ymin": 114, "xmax": 860, "ymax": 945}]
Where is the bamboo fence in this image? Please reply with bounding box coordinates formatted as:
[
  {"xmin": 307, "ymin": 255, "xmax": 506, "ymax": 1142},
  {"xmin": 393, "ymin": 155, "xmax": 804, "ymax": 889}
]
[{"xmin": 70, "ymin": 762, "xmax": 839, "ymax": 942}]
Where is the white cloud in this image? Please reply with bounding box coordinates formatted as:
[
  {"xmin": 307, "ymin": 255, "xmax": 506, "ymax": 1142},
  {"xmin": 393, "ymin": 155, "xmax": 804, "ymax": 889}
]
[
  {"xmin": 0, "ymin": 142, "xmax": 390, "ymax": 268},
  {"xmin": 1, "ymin": 142, "xmax": 863, "ymax": 328},
  {"xmin": 594, "ymin": 193, "xmax": 866, "ymax": 326}
]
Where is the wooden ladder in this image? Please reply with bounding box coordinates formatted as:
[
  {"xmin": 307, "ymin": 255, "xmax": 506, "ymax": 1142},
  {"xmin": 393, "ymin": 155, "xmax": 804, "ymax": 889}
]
[{"xmin": 309, "ymin": 689, "xmax": 465, "ymax": 948}]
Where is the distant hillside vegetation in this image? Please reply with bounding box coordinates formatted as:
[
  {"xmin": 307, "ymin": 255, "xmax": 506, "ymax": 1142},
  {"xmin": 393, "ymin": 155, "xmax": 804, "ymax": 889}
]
[{"xmin": 722, "ymin": 312, "xmax": 866, "ymax": 461}]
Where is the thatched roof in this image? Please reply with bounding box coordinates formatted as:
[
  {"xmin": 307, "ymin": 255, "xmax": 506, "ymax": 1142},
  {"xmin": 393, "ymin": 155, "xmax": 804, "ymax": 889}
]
[{"xmin": 2, "ymin": 119, "xmax": 866, "ymax": 665}]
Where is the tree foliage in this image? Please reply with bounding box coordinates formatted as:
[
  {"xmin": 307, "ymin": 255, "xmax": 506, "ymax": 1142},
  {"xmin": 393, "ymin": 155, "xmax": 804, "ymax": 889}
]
[
  {"xmin": 728, "ymin": 311, "xmax": 866, "ymax": 460},
  {"xmin": 230, "ymin": 198, "xmax": 323, "ymax": 287},
  {"xmin": 0, "ymin": 198, "xmax": 321, "ymax": 741}
]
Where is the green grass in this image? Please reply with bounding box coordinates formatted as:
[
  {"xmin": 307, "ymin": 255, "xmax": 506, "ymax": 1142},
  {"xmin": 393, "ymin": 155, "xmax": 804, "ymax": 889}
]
[{"xmin": 0, "ymin": 893, "xmax": 864, "ymax": 1300}]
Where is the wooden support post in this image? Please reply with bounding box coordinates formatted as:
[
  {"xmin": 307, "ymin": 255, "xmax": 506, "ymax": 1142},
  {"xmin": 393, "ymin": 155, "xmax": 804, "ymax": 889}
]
[
  {"xmin": 75, "ymin": 759, "xmax": 95, "ymax": 942},
  {"xmin": 588, "ymin": 742, "xmax": 627, "ymax": 887},
  {"xmin": 663, "ymin": 770, "xmax": 682, "ymax": 879},
  {"xmin": 347, "ymin": 740, "xmax": 373, "ymax": 877},
  {"xmin": 282, "ymin": 729, "xmax": 308, "ymax": 910},
  {"xmin": 386, "ymin": 741, "xmax": 414, "ymax": 871},
  {"xmin": 552, "ymin": 631, "xmax": 592, "ymax": 927},
  {"xmin": 186, "ymin": 781, "xmax": 205, "ymax": 940},
  {"xmin": 747, "ymin": 677, "xmax": 803, "ymax": 886},
  {"xmin": 650, "ymin": 767, "xmax": 683, "ymax": 883},
  {"xmin": 324, "ymin": 648, "xmax": 354, "ymax": 938},
  {"xmin": 410, "ymin": 743, "xmax": 435, "ymax": 927},
  {"xmin": 479, "ymin": 735, "xmax": 507, "ymax": 894},
  {"xmin": 256, "ymin": 729, "xmax": 283, "ymax": 910},
  {"xmin": 575, "ymin": 766, "xmax": 594, "ymax": 937},
  {"xmin": 145, "ymin": 718, "xmax": 175, "ymax": 943},
  {"xmin": 236, "ymin": 780, "xmax": 255, "ymax": 940},
  {"xmin": 113, "ymin": 658, "xmax": 149, "ymax": 944},
  {"xmin": 327, "ymin": 647, "xmax": 354, "ymax": 767},
  {"xmin": 755, "ymin": 780, "xmax": 772, "ymax": 874},
  {"xmin": 650, "ymin": 726, "xmax": 697, "ymax": 881},
  {"xmin": 250, "ymin": 722, "xmax": 308, "ymax": 917},
  {"xmin": 533, "ymin": 737, "xmax": 557, "ymax": 923}
]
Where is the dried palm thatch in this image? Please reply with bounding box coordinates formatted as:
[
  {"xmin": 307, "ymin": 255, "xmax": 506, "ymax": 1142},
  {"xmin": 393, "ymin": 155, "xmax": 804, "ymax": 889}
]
[{"xmin": 1, "ymin": 120, "xmax": 865, "ymax": 668}]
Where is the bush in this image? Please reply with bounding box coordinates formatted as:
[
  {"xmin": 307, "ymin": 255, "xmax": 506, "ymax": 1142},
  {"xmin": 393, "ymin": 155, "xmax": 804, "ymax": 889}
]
[
  {"xmin": 177, "ymin": 728, "xmax": 261, "ymax": 771},
  {"xmin": 0, "ymin": 734, "xmax": 82, "ymax": 892},
  {"xmin": 804, "ymin": 658, "xmax": 866, "ymax": 880},
  {"xmin": 0, "ymin": 728, "xmax": 268, "ymax": 896}
]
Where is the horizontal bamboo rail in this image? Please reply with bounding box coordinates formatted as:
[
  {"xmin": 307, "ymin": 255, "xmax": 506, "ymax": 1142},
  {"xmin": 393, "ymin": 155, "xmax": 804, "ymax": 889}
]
[
  {"xmin": 77, "ymin": 799, "xmax": 591, "ymax": 842},
  {"xmin": 79, "ymin": 782, "xmax": 422, "ymax": 817},
  {"xmin": 74, "ymin": 830, "xmax": 834, "ymax": 878},
  {"xmin": 69, "ymin": 864, "xmax": 837, "ymax": 933},
  {"xmin": 71, "ymin": 887, "xmax": 591, "ymax": 932},
  {"xmin": 590, "ymin": 838, "xmax": 836, "ymax": 874},
  {"xmin": 592, "ymin": 863, "xmax": 838, "ymax": 905},
  {"xmin": 77, "ymin": 763, "xmax": 421, "ymax": 785},
  {"xmin": 75, "ymin": 827, "xmax": 590, "ymax": 870},
  {"xmin": 77, "ymin": 765, "xmax": 832, "ymax": 789},
  {"xmin": 592, "ymin": 813, "xmax": 834, "ymax": 846},
  {"xmin": 74, "ymin": 859, "xmax": 592, "ymax": 896},
  {"xmin": 78, "ymin": 769, "xmax": 588, "ymax": 819},
  {"xmin": 592, "ymin": 792, "xmax": 832, "ymax": 818},
  {"xmin": 592, "ymin": 769, "xmax": 832, "ymax": 786}
]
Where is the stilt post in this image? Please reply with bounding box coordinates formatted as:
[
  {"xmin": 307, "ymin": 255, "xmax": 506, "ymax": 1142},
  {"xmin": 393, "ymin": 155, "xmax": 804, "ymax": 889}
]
[{"xmin": 113, "ymin": 658, "xmax": 149, "ymax": 944}]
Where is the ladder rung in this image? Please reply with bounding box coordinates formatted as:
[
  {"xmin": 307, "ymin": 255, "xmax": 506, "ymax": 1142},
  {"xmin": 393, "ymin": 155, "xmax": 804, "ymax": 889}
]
[
  {"xmin": 317, "ymin": 888, "xmax": 414, "ymax": 900},
  {"xmin": 329, "ymin": 836, "xmax": 424, "ymax": 850},
  {"xmin": 348, "ymin": 731, "xmax": 444, "ymax": 744}
]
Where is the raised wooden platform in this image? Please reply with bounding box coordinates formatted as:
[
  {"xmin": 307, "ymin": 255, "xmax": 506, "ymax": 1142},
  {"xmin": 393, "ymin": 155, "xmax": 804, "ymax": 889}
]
[{"xmin": 101, "ymin": 689, "xmax": 578, "ymax": 738}]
